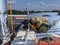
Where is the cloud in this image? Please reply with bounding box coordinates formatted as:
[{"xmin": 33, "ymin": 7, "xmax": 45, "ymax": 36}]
[
  {"xmin": 25, "ymin": 2, "xmax": 31, "ymax": 7},
  {"xmin": 27, "ymin": 1, "xmax": 48, "ymax": 11},
  {"xmin": 49, "ymin": 4, "xmax": 59, "ymax": 7},
  {"xmin": 39, "ymin": 1, "xmax": 46, "ymax": 5},
  {"xmin": 37, "ymin": 1, "xmax": 60, "ymax": 10},
  {"xmin": 8, "ymin": 0, "xmax": 60, "ymax": 11},
  {"xmin": 47, "ymin": 3, "xmax": 60, "ymax": 10}
]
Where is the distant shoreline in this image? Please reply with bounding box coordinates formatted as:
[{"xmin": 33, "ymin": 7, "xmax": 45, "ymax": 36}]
[{"xmin": 8, "ymin": 14, "xmax": 26, "ymax": 16}]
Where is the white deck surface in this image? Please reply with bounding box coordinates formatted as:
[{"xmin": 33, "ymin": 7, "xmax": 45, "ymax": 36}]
[
  {"xmin": 16, "ymin": 31, "xmax": 35, "ymax": 40},
  {"xmin": 11, "ymin": 31, "xmax": 35, "ymax": 45}
]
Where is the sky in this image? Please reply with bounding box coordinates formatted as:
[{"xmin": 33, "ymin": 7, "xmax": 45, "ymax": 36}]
[{"xmin": 7, "ymin": 0, "xmax": 60, "ymax": 11}]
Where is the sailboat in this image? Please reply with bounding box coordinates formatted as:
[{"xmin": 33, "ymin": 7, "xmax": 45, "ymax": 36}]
[{"xmin": 0, "ymin": 0, "xmax": 60, "ymax": 45}]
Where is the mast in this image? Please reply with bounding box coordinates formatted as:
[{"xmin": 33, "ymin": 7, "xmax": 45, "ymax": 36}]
[
  {"xmin": 0, "ymin": 0, "xmax": 10, "ymax": 45},
  {"xmin": 9, "ymin": 3, "xmax": 14, "ymax": 32},
  {"xmin": 8, "ymin": 1, "xmax": 16, "ymax": 32},
  {"xmin": 24, "ymin": 2, "xmax": 30, "ymax": 45}
]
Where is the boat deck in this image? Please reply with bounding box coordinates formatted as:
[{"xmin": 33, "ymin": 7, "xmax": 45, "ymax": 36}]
[{"xmin": 11, "ymin": 31, "xmax": 35, "ymax": 45}]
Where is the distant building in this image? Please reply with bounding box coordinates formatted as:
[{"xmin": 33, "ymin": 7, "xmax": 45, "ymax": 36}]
[{"xmin": 8, "ymin": 15, "xmax": 27, "ymax": 30}]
